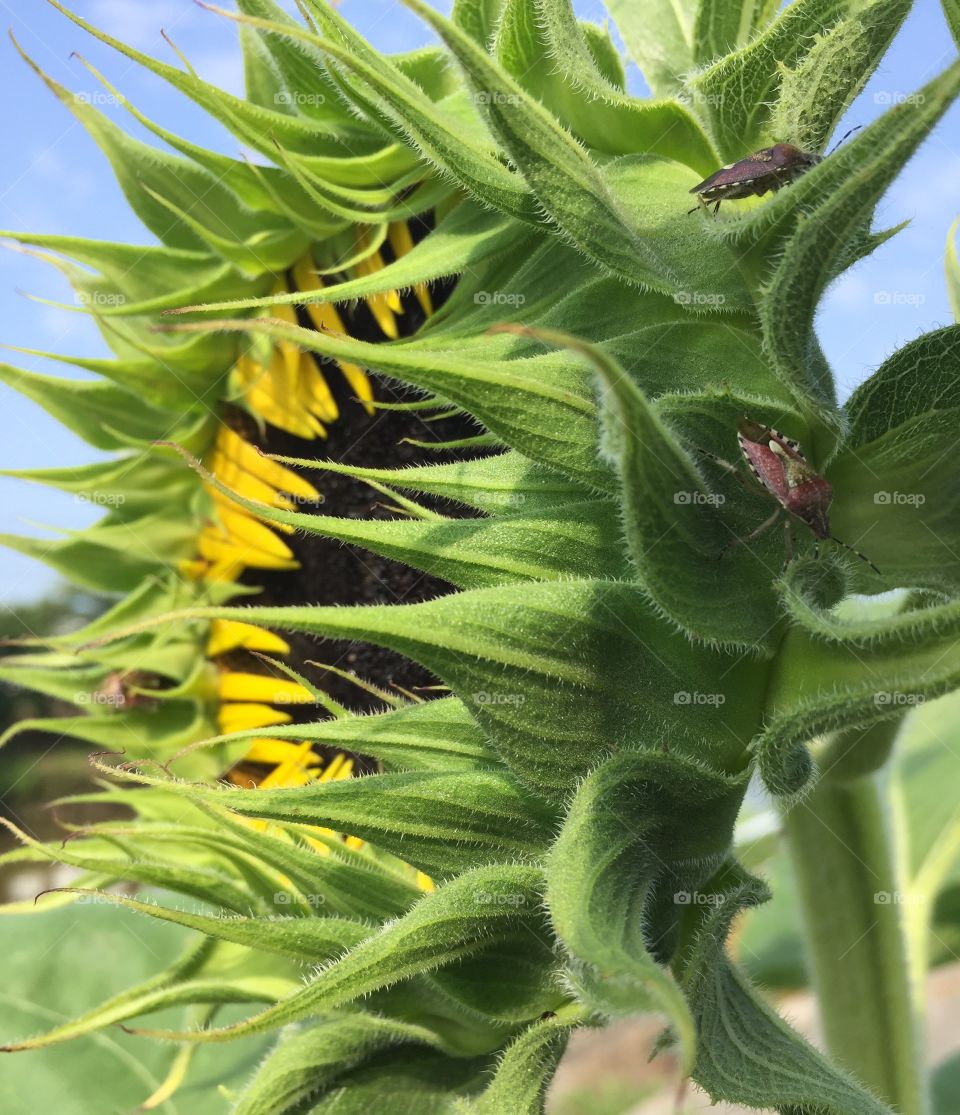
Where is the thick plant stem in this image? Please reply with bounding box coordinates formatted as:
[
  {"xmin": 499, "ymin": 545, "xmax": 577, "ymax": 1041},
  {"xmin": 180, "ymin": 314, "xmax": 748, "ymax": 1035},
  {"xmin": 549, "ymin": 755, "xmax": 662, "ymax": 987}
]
[{"xmin": 782, "ymin": 723, "xmax": 928, "ymax": 1115}]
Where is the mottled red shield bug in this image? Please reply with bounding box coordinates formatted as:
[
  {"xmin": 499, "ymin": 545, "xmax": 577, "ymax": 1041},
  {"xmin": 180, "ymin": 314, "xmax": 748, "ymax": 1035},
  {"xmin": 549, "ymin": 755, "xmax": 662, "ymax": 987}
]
[
  {"xmin": 688, "ymin": 129, "xmax": 861, "ymax": 214},
  {"xmin": 702, "ymin": 416, "xmax": 879, "ymax": 573}
]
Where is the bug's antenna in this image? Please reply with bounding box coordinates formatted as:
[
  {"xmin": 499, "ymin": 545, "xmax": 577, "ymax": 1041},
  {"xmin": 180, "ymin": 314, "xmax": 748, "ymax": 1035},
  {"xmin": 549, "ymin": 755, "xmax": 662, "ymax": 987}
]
[
  {"xmin": 833, "ymin": 535, "xmax": 881, "ymax": 575},
  {"xmin": 825, "ymin": 125, "xmax": 864, "ymax": 157}
]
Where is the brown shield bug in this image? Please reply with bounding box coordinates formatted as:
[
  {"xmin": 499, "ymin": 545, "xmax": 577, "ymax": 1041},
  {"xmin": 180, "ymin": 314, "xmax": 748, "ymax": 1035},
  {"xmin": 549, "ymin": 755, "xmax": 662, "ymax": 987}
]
[
  {"xmin": 702, "ymin": 416, "xmax": 880, "ymax": 573},
  {"xmin": 688, "ymin": 129, "xmax": 861, "ymax": 214}
]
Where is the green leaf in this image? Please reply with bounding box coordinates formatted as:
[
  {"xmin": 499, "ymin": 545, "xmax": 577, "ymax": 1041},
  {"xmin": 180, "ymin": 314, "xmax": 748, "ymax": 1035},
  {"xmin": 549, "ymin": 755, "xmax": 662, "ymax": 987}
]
[
  {"xmin": 266, "ymin": 450, "xmax": 587, "ymax": 517},
  {"xmin": 103, "ymin": 579, "xmax": 766, "ymax": 797},
  {"xmin": 126, "ymin": 768, "xmax": 558, "ymax": 879},
  {"xmin": 769, "ymin": 0, "xmax": 911, "ymax": 154},
  {"xmin": 547, "ymin": 752, "xmax": 745, "ymax": 1072},
  {"xmin": 0, "ymin": 703, "xmax": 210, "ymax": 759},
  {"xmin": 689, "ymin": 0, "xmax": 849, "ymax": 158},
  {"xmin": 12, "ymin": 34, "xmax": 293, "ymax": 258},
  {"xmin": 0, "ymin": 819, "xmax": 261, "ymax": 917},
  {"xmin": 0, "ymin": 903, "xmax": 268, "ymax": 1112},
  {"xmin": 61, "ymin": 891, "xmax": 371, "ymax": 963},
  {"xmin": 188, "ymin": 800, "xmax": 425, "ymax": 921},
  {"xmin": 758, "ymin": 595, "xmax": 960, "ymax": 795},
  {"xmin": 166, "ymin": 314, "xmax": 616, "ymax": 491},
  {"xmin": 518, "ymin": 324, "xmax": 783, "ymax": 648},
  {"xmin": 692, "ymin": 0, "xmax": 778, "ymax": 66},
  {"xmin": 2, "ymin": 934, "xmax": 299, "ymax": 1052},
  {"xmin": 427, "ymin": 932, "xmax": 565, "ymax": 1022},
  {"xmin": 48, "ymin": 0, "xmax": 378, "ymax": 162},
  {"xmin": 405, "ymin": 0, "xmax": 751, "ymax": 301},
  {"xmin": 307, "ymin": 1045, "xmax": 486, "ymax": 1113},
  {"xmin": 0, "ymin": 363, "xmax": 176, "ymax": 451},
  {"xmin": 496, "ymin": 0, "xmax": 716, "ymax": 170},
  {"xmin": 943, "ymin": 0, "xmax": 960, "ymax": 47},
  {"xmin": 826, "ymin": 326, "xmax": 960, "ymax": 594},
  {"xmin": 457, "ymin": 1009, "xmax": 584, "ymax": 1114},
  {"xmin": 174, "ymin": 441, "xmax": 627, "ymax": 588},
  {"xmin": 453, "ymin": 0, "xmax": 506, "ymax": 45},
  {"xmin": 676, "ymin": 864, "xmax": 893, "ymax": 1113},
  {"xmin": 756, "ymin": 62, "xmax": 960, "ymax": 426},
  {"xmin": 168, "ymin": 199, "xmax": 518, "ymax": 316},
  {"xmin": 605, "ymin": 0, "xmax": 696, "ymax": 96},
  {"xmin": 220, "ymin": 1, "xmax": 535, "ymax": 220},
  {"xmin": 844, "ymin": 325, "xmax": 960, "ymax": 446},
  {"xmin": 125, "ymin": 865, "xmax": 548, "ymax": 1043},
  {"xmin": 232, "ymin": 1011, "xmax": 455, "ymax": 1115},
  {"xmin": 183, "ymin": 696, "xmax": 498, "ymax": 774},
  {"xmin": 235, "ymin": 0, "xmax": 362, "ymax": 125}
]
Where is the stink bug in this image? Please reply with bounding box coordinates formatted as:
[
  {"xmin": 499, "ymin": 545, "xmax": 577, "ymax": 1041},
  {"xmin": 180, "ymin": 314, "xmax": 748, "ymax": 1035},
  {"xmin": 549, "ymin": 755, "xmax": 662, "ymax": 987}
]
[
  {"xmin": 688, "ymin": 129, "xmax": 861, "ymax": 215},
  {"xmin": 702, "ymin": 416, "xmax": 879, "ymax": 573}
]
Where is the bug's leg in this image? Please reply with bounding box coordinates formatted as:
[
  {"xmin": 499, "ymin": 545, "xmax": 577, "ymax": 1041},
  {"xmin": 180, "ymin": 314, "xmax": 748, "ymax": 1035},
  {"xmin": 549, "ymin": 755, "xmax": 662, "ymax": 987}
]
[
  {"xmin": 695, "ymin": 448, "xmax": 740, "ymax": 475},
  {"xmin": 687, "ymin": 201, "xmax": 701, "ymax": 215},
  {"xmin": 713, "ymin": 199, "xmax": 721, "ymax": 215},
  {"xmin": 832, "ymin": 536, "xmax": 881, "ymax": 576},
  {"xmin": 720, "ymin": 508, "xmax": 782, "ymax": 558},
  {"xmin": 695, "ymin": 449, "xmax": 758, "ymax": 493}
]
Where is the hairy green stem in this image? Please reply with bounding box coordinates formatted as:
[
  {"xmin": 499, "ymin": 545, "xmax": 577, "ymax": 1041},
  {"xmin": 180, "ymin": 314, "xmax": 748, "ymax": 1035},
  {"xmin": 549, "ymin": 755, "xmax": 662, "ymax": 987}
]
[{"xmin": 783, "ymin": 723, "xmax": 928, "ymax": 1115}]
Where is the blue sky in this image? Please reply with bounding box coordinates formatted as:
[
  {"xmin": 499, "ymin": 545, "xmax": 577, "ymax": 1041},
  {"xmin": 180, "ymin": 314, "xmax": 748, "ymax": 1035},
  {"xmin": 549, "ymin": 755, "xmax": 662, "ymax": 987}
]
[{"xmin": 0, "ymin": 0, "xmax": 957, "ymax": 606}]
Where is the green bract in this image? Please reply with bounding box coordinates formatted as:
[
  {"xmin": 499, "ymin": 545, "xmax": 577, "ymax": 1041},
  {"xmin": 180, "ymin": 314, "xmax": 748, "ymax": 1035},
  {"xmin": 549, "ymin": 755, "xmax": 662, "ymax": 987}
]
[{"xmin": 2, "ymin": 1, "xmax": 959, "ymax": 1112}]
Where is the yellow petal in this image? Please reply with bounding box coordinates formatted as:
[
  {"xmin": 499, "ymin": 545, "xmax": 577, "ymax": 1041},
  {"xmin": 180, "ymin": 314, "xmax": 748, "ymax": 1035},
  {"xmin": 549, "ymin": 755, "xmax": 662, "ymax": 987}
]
[
  {"xmin": 416, "ymin": 871, "xmax": 435, "ymax": 892},
  {"xmin": 243, "ymin": 738, "xmax": 318, "ymax": 766},
  {"xmin": 318, "ymin": 753, "xmax": 351, "ymax": 782},
  {"xmin": 178, "ymin": 558, "xmax": 208, "ymax": 581},
  {"xmin": 207, "ymin": 620, "xmax": 290, "ymax": 658},
  {"xmin": 210, "ymin": 456, "xmax": 295, "ymax": 510},
  {"xmin": 198, "ymin": 524, "xmax": 299, "ymax": 572},
  {"xmin": 301, "ymin": 353, "xmax": 339, "ymax": 423},
  {"xmin": 387, "ymin": 220, "xmax": 416, "ymax": 258},
  {"xmin": 218, "ymin": 672, "xmax": 317, "ymax": 705},
  {"xmin": 339, "ymin": 362, "xmax": 375, "ymax": 414},
  {"xmin": 218, "ymin": 702, "xmax": 292, "ymax": 732},
  {"xmin": 354, "ymin": 252, "xmax": 400, "ymax": 338},
  {"xmin": 216, "ymin": 428, "xmax": 319, "ymax": 501},
  {"xmin": 259, "ymin": 741, "xmax": 320, "ymax": 789},
  {"xmin": 204, "ymin": 557, "xmax": 247, "ymax": 583},
  {"xmin": 207, "ymin": 503, "xmax": 295, "ymax": 561},
  {"xmin": 387, "ymin": 222, "xmax": 432, "ymax": 315}
]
